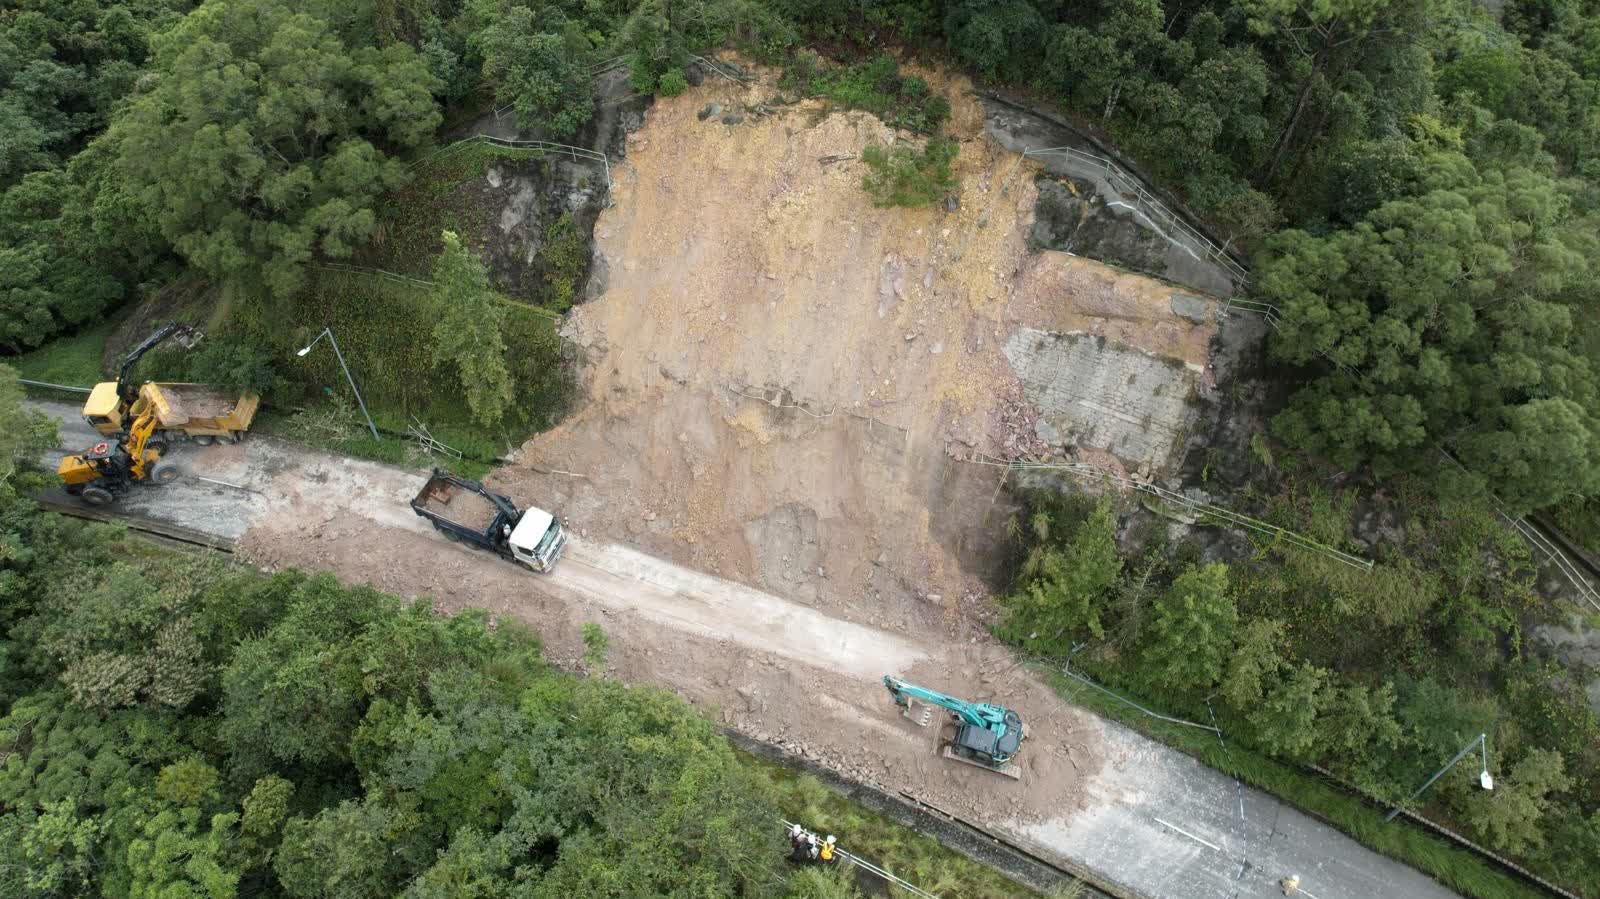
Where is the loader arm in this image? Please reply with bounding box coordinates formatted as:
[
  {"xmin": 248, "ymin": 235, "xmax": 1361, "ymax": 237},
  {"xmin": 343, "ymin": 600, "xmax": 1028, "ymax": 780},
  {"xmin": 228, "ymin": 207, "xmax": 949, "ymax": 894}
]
[
  {"xmin": 116, "ymin": 323, "xmax": 198, "ymax": 406},
  {"xmin": 124, "ymin": 407, "xmax": 160, "ymax": 480}
]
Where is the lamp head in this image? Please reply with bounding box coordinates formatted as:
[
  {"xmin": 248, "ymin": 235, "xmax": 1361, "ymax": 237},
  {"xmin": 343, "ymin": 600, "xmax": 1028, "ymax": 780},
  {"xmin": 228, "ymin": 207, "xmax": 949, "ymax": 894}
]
[
  {"xmin": 296, "ymin": 346, "xmax": 312, "ymax": 357},
  {"xmin": 1481, "ymin": 770, "xmax": 1494, "ymax": 791}
]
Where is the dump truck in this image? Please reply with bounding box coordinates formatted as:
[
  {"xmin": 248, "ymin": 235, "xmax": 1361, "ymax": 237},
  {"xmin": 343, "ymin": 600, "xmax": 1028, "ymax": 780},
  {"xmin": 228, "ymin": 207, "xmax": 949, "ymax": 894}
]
[
  {"xmin": 411, "ymin": 468, "xmax": 568, "ymax": 572},
  {"xmin": 83, "ymin": 322, "xmax": 258, "ymax": 445},
  {"xmin": 85, "ymin": 381, "xmax": 259, "ymax": 446}
]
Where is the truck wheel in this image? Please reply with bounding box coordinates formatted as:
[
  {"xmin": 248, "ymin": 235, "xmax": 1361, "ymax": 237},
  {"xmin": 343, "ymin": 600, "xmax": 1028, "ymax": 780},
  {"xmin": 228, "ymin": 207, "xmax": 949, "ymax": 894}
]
[
  {"xmin": 193, "ymin": 435, "xmax": 214, "ymax": 446},
  {"xmin": 149, "ymin": 461, "xmax": 181, "ymax": 485},
  {"xmin": 441, "ymin": 529, "xmax": 460, "ymax": 542},
  {"xmin": 217, "ymin": 434, "xmax": 236, "ymax": 445},
  {"xmin": 81, "ymin": 485, "xmax": 114, "ymax": 506}
]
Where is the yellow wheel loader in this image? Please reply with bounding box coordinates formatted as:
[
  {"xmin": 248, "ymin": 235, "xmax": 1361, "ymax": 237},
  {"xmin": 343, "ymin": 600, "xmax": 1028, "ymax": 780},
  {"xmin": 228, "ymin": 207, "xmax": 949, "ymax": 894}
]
[{"xmin": 58, "ymin": 404, "xmax": 181, "ymax": 505}]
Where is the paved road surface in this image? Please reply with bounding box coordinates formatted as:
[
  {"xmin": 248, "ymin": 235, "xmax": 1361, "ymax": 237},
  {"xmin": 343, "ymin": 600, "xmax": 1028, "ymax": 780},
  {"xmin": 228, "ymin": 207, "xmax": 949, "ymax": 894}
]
[{"xmin": 33, "ymin": 399, "xmax": 1461, "ymax": 899}]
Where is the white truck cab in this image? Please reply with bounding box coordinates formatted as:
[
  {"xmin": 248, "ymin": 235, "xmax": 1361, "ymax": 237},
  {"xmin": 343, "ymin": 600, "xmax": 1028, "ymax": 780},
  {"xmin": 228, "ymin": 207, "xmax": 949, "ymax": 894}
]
[{"xmin": 508, "ymin": 507, "xmax": 568, "ymax": 572}]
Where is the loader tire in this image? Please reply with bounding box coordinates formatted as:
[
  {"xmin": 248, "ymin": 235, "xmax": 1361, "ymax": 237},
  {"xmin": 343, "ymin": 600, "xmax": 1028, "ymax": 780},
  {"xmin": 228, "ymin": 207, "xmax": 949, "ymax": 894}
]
[
  {"xmin": 150, "ymin": 461, "xmax": 181, "ymax": 485},
  {"xmin": 81, "ymin": 486, "xmax": 114, "ymax": 506},
  {"xmin": 147, "ymin": 440, "xmax": 169, "ymax": 456}
]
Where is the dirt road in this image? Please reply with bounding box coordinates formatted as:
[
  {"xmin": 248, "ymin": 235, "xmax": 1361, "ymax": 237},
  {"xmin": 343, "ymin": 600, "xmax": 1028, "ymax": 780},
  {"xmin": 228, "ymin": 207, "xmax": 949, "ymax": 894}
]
[{"xmin": 32, "ymin": 399, "xmax": 1458, "ymax": 899}]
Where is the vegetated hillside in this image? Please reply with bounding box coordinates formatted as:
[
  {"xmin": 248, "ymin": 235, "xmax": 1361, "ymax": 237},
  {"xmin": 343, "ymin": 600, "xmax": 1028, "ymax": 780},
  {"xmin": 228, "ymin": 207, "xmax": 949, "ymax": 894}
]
[
  {"xmin": 996, "ymin": 471, "xmax": 1600, "ymax": 896},
  {"xmin": 2, "ymin": 0, "xmax": 1598, "ymax": 891}
]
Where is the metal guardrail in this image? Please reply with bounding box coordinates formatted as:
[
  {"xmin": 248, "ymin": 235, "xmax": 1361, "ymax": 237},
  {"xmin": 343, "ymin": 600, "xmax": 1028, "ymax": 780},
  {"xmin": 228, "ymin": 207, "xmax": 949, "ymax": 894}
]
[
  {"xmin": 1023, "ymin": 145, "xmax": 1250, "ymax": 288},
  {"xmin": 19, "ymin": 378, "xmax": 91, "ymax": 394},
  {"xmin": 412, "ymin": 134, "xmax": 611, "ymax": 189},
  {"xmin": 1435, "ymin": 450, "xmax": 1600, "ymax": 613},
  {"xmin": 976, "ymin": 454, "xmax": 1375, "ymax": 571},
  {"xmin": 690, "ymin": 54, "xmax": 749, "ymax": 83}
]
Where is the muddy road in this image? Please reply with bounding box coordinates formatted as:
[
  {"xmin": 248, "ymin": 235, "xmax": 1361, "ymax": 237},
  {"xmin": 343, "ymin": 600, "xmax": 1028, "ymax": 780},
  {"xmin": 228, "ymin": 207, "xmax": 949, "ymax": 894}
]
[{"xmin": 33, "ymin": 398, "xmax": 1456, "ymax": 899}]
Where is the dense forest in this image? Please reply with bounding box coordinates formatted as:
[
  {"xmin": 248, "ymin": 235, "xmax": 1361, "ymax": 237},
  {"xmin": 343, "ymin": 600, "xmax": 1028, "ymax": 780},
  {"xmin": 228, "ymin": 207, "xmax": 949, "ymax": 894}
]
[{"xmin": 999, "ymin": 485, "xmax": 1600, "ymax": 895}]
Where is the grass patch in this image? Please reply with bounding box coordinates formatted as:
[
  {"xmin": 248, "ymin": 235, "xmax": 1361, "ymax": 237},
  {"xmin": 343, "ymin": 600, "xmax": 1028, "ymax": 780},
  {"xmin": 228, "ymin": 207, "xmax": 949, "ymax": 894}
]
[
  {"xmin": 1549, "ymin": 496, "xmax": 1600, "ymax": 557},
  {"xmin": 5, "ymin": 317, "xmax": 118, "ymax": 385},
  {"xmin": 744, "ymin": 752, "xmax": 1042, "ymax": 899},
  {"xmin": 861, "ymin": 138, "xmax": 959, "ymax": 207},
  {"xmin": 1043, "ymin": 668, "xmax": 1545, "ymax": 899}
]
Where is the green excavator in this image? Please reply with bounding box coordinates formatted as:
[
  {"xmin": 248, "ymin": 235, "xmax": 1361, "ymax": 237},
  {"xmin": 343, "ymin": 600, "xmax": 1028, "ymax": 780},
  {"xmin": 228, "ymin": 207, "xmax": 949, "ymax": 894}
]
[{"xmin": 883, "ymin": 675, "xmax": 1026, "ymax": 780}]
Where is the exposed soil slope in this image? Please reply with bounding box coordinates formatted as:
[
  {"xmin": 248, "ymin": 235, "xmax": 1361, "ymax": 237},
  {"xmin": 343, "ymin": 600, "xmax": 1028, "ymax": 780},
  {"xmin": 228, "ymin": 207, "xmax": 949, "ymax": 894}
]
[{"xmin": 493, "ymin": 58, "xmax": 1218, "ymax": 636}]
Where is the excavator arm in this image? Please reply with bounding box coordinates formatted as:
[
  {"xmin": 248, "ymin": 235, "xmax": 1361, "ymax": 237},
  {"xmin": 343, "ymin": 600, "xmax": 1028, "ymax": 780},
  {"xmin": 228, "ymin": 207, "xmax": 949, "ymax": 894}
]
[{"xmin": 883, "ymin": 676, "xmax": 995, "ymax": 730}]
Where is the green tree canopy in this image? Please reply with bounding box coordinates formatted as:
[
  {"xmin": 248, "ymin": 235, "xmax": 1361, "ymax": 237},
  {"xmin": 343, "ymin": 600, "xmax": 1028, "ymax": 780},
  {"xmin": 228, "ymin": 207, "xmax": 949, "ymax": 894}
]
[
  {"xmin": 999, "ymin": 502, "xmax": 1122, "ymax": 654},
  {"xmin": 476, "ymin": 4, "xmax": 594, "ymax": 137},
  {"xmin": 113, "ymin": 0, "xmax": 440, "ymax": 298},
  {"xmin": 430, "ymin": 231, "xmax": 515, "ymax": 428},
  {"xmin": 1262, "ymin": 148, "xmax": 1600, "ymax": 512},
  {"xmin": 1138, "ymin": 562, "xmax": 1237, "ymax": 693}
]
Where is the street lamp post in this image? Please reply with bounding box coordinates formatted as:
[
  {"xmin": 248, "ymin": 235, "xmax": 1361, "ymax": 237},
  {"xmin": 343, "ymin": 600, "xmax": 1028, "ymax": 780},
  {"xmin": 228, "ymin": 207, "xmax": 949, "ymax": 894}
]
[
  {"xmin": 1386, "ymin": 732, "xmax": 1493, "ymax": 821},
  {"xmin": 296, "ymin": 327, "xmax": 380, "ymax": 441}
]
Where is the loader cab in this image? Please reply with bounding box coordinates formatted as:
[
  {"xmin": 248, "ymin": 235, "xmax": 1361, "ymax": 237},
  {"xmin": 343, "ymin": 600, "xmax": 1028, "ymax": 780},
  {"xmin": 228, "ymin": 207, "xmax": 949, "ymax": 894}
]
[{"xmin": 507, "ymin": 507, "xmax": 568, "ymax": 573}]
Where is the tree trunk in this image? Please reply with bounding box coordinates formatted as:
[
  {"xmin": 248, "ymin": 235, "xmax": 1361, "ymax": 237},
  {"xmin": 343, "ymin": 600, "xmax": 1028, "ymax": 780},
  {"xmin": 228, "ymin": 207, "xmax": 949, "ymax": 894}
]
[
  {"xmin": 1263, "ymin": 56, "xmax": 1318, "ymax": 185},
  {"xmin": 1104, "ymin": 82, "xmax": 1122, "ymax": 122}
]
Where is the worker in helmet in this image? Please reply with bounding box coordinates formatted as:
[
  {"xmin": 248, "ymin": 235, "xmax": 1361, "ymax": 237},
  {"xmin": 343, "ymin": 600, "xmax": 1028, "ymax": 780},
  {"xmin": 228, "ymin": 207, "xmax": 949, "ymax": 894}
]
[
  {"xmin": 819, "ymin": 835, "xmax": 836, "ymax": 864},
  {"xmin": 788, "ymin": 824, "xmax": 807, "ymax": 861}
]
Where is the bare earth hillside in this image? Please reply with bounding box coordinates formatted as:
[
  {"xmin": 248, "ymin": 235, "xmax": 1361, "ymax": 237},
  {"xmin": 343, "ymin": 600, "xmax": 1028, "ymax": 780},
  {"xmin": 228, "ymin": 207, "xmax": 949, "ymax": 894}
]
[{"xmin": 495, "ymin": 59, "xmax": 1219, "ymax": 642}]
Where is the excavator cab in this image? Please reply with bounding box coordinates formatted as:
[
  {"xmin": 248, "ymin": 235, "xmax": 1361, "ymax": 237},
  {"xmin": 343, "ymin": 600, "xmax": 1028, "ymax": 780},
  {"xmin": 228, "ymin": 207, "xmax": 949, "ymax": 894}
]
[{"xmin": 950, "ymin": 709, "xmax": 1024, "ymax": 763}]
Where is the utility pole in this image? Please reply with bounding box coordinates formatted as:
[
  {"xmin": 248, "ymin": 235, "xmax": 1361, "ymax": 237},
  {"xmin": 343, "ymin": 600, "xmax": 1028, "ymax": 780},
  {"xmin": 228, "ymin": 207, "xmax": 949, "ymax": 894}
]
[
  {"xmin": 1387, "ymin": 733, "xmax": 1493, "ymax": 822},
  {"xmin": 296, "ymin": 327, "xmax": 380, "ymax": 441}
]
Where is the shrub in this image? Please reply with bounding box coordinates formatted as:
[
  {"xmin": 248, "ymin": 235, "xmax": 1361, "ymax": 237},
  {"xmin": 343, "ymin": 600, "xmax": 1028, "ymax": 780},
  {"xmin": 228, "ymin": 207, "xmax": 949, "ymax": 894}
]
[
  {"xmin": 860, "ymin": 138, "xmax": 958, "ymax": 207},
  {"xmin": 782, "ymin": 53, "xmax": 951, "ymax": 135},
  {"xmin": 658, "ymin": 69, "xmax": 689, "ymax": 97},
  {"xmin": 540, "ymin": 213, "xmax": 586, "ymax": 312}
]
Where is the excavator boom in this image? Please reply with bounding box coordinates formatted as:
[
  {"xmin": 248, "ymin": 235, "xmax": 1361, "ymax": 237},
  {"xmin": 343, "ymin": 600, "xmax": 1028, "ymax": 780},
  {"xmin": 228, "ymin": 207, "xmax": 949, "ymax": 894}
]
[{"xmin": 883, "ymin": 676, "xmax": 998, "ymax": 729}]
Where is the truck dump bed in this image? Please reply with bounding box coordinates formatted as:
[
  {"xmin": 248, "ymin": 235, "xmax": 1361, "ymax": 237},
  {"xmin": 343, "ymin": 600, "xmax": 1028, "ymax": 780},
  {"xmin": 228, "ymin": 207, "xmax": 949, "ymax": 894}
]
[
  {"xmin": 414, "ymin": 474, "xmax": 500, "ymax": 533},
  {"xmin": 145, "ymin": 383, "xmax": 260, "ymax": 433},
  {"xmin": 157, "ymin": 385, "xmax": 236, "ymax": 421}
]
